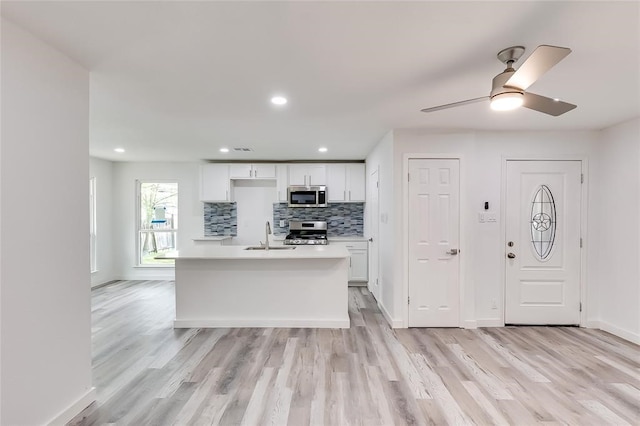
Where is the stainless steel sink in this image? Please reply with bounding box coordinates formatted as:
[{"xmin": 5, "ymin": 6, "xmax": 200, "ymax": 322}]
[{"xmin": 244, "ymin": 246, "xmax": 296, "ymax": 251}]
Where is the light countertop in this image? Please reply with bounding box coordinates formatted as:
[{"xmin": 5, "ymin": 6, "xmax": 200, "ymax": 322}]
[
  {"xmin": 328, "ymin": 236, "xmax": 369, "ymax": 242},
  {"xmin": 192, "ymin": 236, "xmax": 233, "ymax": 241},
  {"xmin": 158, "ymin": 244, "xmax": 350, "ymax": 260}
]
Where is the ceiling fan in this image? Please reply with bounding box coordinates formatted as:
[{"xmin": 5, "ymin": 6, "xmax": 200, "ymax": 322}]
[{"xmin": 421, "ymin": 45, "xmax": 577, "ymax": 116}]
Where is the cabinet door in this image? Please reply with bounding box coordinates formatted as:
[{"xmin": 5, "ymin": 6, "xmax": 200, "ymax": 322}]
[
  {"xmin": 276, "ymin": 165, "xmax": 288, "ymax": 201},
  {"xmin": 253, "ymin": 164, "xmax": 276, "ymax": 179},
  {"xmin": 326, "ymin": 164, "xmax": 347, "ymax": 201},
  {"xmin": 307, "ymin": 165, "xmax": 326, "ymax": 185},
  {"xmin": 229, "ymin": 164, "xmax": 252, "ymax": 179},
  {"xmin": 200, "ymin": 164, "xmax": 230, "ymax": 201},
  {"xmin": 349, "ymin": 249, "xmax": 368, "ymax": 282},
  {"xmin": 346, "ymin": 164, "xmax": 366, "ymax": 201},
  {"xmin": 288, "ymin": 165, "xmax": 308, "ymax": 186}
]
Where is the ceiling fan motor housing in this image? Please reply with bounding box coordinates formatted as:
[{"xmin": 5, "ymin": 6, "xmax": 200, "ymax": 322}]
[{"xmin": 490, "ymin": 69, "xmax": 523, "ymax": 99}]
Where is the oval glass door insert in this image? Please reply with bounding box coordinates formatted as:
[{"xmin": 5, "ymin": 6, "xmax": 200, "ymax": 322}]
[{"xmin": 530, "ymin": 185, "xmax": 556, "ymax": 260}]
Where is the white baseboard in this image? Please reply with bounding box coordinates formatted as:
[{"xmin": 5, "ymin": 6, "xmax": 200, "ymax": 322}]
[
  {"xmin": 585, "ymin": 320, "xmax": 601, "ymax": 329},
  {"xmin": 462, "ymin": 320, "xmax": 478, "ymax": 329},
  {"xmin": 378, "ymin": 301, "xmax": 403, "ymax": 328},
  {"xmin": 47, "ymin": 387, "xmax": 96, "ymax": 426},
  {"xmin": 476, "ymin": 318, "xmax": 503, "ymax": 327},
  {"xmin": 174, "ymin": 318, "xmax": 350, "ymax": 329},
  {"xmin": 597, "ymin": 320, "xmax": 640, "ymax": 345}
]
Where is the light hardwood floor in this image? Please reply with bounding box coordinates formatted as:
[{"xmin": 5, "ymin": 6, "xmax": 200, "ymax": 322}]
[{"xmin": 71, "ymin": 280, "xmax": 640, "ymax": 425}]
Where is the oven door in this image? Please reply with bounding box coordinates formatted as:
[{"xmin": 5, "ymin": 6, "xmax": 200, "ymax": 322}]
[{"xmin": 288, "ymin": 188, "xmax": 318, "ymax": 207}]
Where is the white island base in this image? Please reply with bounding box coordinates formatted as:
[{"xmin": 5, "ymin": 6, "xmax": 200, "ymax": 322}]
[{"xmin": 165, "ymin": 246, "xmax": 350, "ymax": 329}]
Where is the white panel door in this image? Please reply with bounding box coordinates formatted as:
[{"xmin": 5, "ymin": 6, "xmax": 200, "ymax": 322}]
[
  {"xmin": 505, "ymin": 160, "xmax": 582, "ymax": 324},
  {"xmin": 368, "ymin": 167, "xmax": 380, "ymax": 300},
  {"xmin": 408, "ymin": 159, "xmax": 460, "ymax": 327}
]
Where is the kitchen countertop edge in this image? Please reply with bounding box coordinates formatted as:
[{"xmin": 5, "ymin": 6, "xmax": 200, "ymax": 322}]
[{"xmin": 158, "ymin": 245, "xmax": 350, "ymax": 260}]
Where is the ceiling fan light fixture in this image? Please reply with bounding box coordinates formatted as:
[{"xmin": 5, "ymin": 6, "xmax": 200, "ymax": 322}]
[{"xmin": 490, "ymin": 92, "xmax": 524, "ymax": 111}]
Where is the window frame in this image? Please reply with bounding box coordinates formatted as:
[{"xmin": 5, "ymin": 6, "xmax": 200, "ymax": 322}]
[
  {"xmin": 90, "ymin": 177, "xmax": 97, "ymax": 273},
  {"xmin": 135, "ymin": 180, "xmax": 179, "ymax": 267}
]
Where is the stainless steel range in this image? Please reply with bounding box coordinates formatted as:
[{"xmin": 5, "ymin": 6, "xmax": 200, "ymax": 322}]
[{"xmin": 283, "ymin": 221, "xmax": 328, "ymax": 245}]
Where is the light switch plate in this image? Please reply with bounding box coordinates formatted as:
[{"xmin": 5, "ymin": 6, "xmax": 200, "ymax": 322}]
[{"xmin": 279, "ymin": 220, "xmax": 286, "ymax": 227}]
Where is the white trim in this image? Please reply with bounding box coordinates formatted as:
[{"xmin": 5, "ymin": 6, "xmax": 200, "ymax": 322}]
[
  {"xmin": 585, "ymin": 320, "xmax": 601, "ymax": 329},
  {"xmin": 501, "ymin": 157, "xmax": 588, "ymax": 326},
  {"xmin": 378, "ymin": 299, "xmax": 403, "ymax": 328},
  {"xmin": 174, "ymin": 318, "xmax": 350, "ymax": 329},
  {"xmin": 462, "ymin": 320, "xmax": 478, "ymax": 329},
  {"xmin": 477, "ymin": 318, "xmax": 503, "ymax": 327},
  {"xmin": 596, "ymin": 320, "xmax": 640, "ymax": 345},
  {"xmin": 403, "ymin": 153, "xmax": 464, "ymax": 328},
  {"xmin": 47, "ymin": 387, "xmax": 96, "ymax": 426}
]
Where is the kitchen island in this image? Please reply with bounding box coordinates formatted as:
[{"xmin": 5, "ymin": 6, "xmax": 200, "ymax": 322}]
[{"xmin": 159, "ymin": 245, "xmax": 350, "ymax": 328}]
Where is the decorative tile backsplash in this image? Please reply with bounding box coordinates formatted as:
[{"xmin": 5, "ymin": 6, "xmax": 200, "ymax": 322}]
[
  {"xmin": 204, "ymin": 202, "xmax": 365, "ymax": 237},
  {"xmin": 203, "ymin": 203, "xmax": 237, "ymax": 236},
  {"xmin": 272, "ymin": 203, "xmax": 364, "ymax": 236}
]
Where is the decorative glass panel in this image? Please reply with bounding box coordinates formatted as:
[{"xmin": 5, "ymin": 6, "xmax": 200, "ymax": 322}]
[{"xmin": 530, "ymin": 185, "xmax": 556, "ymax": 260}]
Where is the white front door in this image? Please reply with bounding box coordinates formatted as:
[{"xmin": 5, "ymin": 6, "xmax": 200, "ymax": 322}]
[
  {"xmin": 368, "ymin": 167, "xmax": 380, "ymax": 301},
  {"xmin": 505, "ymin": 160, "xmax": 582, "ymax": 325},
  {"xmin": 408, "ymin": 159, "xmax": 460, "ymax": 327}
]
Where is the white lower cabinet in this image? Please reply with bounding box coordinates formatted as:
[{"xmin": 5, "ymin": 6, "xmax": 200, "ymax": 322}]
[{"xmin": 330, "ymin": 240, "xmax": 368, "ymax": 284}]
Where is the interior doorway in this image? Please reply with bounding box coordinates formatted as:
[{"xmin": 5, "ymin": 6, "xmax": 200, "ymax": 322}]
[
  {"xmin": 368, "ymin": 167, "xmax": 380, "ymax": 301},
  {"xmin": 407, "ymin": 158, "xmax": 460, "ymax": 327}
]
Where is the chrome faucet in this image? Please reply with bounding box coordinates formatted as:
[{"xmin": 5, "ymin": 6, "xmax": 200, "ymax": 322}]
[{"xmin": 264, "ymin": 221, "xmax": 271, "ymax": 250}]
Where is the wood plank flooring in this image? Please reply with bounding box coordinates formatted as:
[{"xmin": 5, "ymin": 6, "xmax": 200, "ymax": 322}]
[{"xmin": 70, "ymin": 280, "xmax": 640, "ymax": 425}]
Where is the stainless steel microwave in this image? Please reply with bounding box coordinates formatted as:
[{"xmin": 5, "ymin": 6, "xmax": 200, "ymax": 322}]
[{"xmin": 287, "ymin": 186, "xmax": 327, "ymax": 207}]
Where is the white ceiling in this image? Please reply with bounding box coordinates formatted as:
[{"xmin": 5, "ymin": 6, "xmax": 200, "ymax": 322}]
[{"xmin": 2, "ymin": 1, "xmax": 639, "ymax": 162}]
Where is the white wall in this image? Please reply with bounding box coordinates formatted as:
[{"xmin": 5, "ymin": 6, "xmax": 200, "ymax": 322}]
[
  {"xmin": 233, "ymin": 180, "xmax": 277, "ymax": 245},
  {"xmin": 112, "ymin": 162, "xmax": 203, "ymax": 280},
  {"xmin": 1, "ymin": 18, "xmax": 94, "ymax": 425},
  {"xmin": 369, "ymin": 128, "xmax": 601, "ymax": 328},
  {"xmin": 90, "ymin": 157, "xmax": 116, "ymax": 287},
  {"xmin": 590, "ymin": 118, "xmax": 640, "ymax": 343},
  {"xmin": 365, "ymin": 131, "xmax": 400, "ymax": 325}
]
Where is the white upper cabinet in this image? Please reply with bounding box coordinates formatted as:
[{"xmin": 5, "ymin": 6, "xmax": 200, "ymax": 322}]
[
  {"xmin": 326, "ymin": 163, "xmax": 365, "ymax": 202},
  {"xmin": 326, "ymin": 164, "xmax": 347, "ymax": 201},
  {"xmin": 276, "ymin": 164, "xmax": 289, "ymax": 202},
  {"xmin": 200, "ymin": 164, "xmax": 231, "ymax": 202},
  {"xmin": 288, "ymin": 164, "xmax": 326, "ymax": 186},
  {"xmin": 229, "ymin": 164, "xmax": 276, "ymax": 179}
]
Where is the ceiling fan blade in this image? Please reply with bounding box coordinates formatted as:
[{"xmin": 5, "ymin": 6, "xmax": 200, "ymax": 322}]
[
  {"xmin": 523, "ymin": 92, "xmax": 576, "ymax": 116},
  {"xmin": 505, "ymin": 45, "xmax": 571, "ymax": 90},
  {"xmin": 421, "ymin": 96, "xmax": 488, "ymax": 113}
]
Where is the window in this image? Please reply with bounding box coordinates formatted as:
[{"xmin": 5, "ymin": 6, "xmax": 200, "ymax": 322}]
[
  {"xmin": 90, "ymin": 177, "xmax": 97, "ymax": 273},
  {"xmin": 137, "ymin": 181, "xmax": 178, "ymax": 266},
  {"xmin": 530, "ymin": 184, "xmax": 556, "ymax": 261}
]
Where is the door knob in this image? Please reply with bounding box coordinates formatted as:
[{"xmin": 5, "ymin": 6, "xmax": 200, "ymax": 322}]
[
  {"xmin": 446, "ymin": 249, "xmax": 459, "ymax": 255},
  {"xmin": 507, "ymin": 252, "xmax": 516, "ymax": 259}
]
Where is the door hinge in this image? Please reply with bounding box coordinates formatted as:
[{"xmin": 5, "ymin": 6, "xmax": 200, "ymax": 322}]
[
  {"xmin": 580, "ymin": 237, "xmax": 583, "ymax": 248},
  {"xmin": 581, "ymin": 173, "xmax": 584, "ymax": 184},
  {"xmin": 579, "ymin": 302, "xmax": 582, "ymax": 312},
  {"xmin": 376, "ymin": 180, "xmax": 379, "ymax": 188},
  {"xmin": 408, "ymin": 296, "xmax": 410, "ymax": 305},
  {"xmin": 408, "ymin": 173, "xmax": 410, "ymax": 182}
]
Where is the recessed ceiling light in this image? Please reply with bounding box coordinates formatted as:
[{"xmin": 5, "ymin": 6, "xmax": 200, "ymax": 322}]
[
  {"xmin": 318, "ymin": 147, "xmax": 328, "ymax": 153},
  {"xmin": 114, "ymin": 148, "xmax": 125, "ymax": 153},
  {"xmin": 553, "ymin": 98, "xmax": 560, "ymax": 102},
  {"xmin": 220, "ymin": 147, "xmax": 229, "ymax": 153},
  {"xmin": 271, "ymin": 96, "xmax": 287, "ymax": 106}
]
